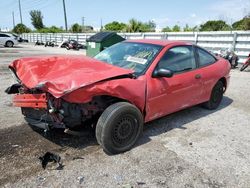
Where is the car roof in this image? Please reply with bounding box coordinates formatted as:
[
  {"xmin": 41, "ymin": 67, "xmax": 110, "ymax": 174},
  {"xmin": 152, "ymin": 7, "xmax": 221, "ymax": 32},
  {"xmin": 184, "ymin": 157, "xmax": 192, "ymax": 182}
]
[
  {"xmin": 0, "ymin": 33, "xmax": 12, "ymax": 36},
  {"xmin": 125, "ymin": 39, "xmax": 193, "ymax": 47}
]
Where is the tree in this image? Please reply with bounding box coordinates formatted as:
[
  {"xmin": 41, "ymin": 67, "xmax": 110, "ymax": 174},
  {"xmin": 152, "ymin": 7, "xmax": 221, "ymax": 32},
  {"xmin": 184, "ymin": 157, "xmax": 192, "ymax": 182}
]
[
  {"xmin": 139, "ymin": 21, "xmax": 156, "ymax": 32},
  {"xmin": 183, "ymin": 24, "xmax": 193, "ymax": 31},
  {"xmin": 172, "ymin": 25, "xmax": 181, "ymax": 32},
  {"xmin": 71, "ymin": 23, "xmax": 82, "ymax": 33},
  {"xmin": 200, "ymin": 20, "xmax": 231, "ymax": 31},
  {"xmin": 162, "ymin": 26, "xmax": 172, "ymax": 32},
  {"xmin": 232, "ymin": 16, "xmax": 250, "ymax": 30},
  {"xmin": 39, "ymin": 26, "xmax": 63, "ymax": 33},
  {"xmin": 12, "ymin": 23, "xmax": 31, "ymax": 34},
  {"xmin": 126, "ymin": 19, "xmax": 142, "ymax": 32},
  {"xmin": 104, "ymin": 21, "xmax": 126, "ymax": 31},
  {"xmin": 30, "ymin": 10, "xmax": 44, "ymax": 30}
]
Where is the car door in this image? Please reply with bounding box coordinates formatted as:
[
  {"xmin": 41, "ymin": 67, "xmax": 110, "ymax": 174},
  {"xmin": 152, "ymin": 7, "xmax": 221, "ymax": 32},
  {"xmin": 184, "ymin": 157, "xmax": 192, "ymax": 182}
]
[
  {"xmin": 145, "ymin": 45, "xmax": 203, "ymax": 122},
  {"xmin": 195, "ymin": 46, "xmax": 218, "ymax": 102},
  {"xmin": 0, "ymin": 34, "xmax": 5, "ymax": 45}
]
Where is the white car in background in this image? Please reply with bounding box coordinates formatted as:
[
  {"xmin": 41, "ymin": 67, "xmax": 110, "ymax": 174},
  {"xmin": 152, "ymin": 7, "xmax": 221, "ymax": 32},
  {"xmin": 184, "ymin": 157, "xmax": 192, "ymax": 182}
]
[{"xmin": 0, "ymin": 33, "xmax": 19, "ymax": 47}]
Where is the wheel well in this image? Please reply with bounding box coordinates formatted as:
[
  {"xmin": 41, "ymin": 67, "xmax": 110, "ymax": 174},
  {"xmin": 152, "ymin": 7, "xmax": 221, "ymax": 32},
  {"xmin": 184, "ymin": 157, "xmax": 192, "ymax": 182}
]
[
  {"xmin": 5, "ymin": 40, "xmax": 14, "ymax": 44},
  {"xmin": 219, "ymin": 77, "xmax": 227, "ymax": 92},
  {"xmin": 5, "ymin": 40, "xmax": 14, "ymax": 46}
]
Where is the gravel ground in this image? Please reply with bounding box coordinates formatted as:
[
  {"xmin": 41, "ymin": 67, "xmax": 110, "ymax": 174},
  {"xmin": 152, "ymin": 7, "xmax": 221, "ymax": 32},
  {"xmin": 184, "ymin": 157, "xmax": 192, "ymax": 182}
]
[{"xmin": 0, "ymin": 45, "xmax": 250, "ymax": 188}]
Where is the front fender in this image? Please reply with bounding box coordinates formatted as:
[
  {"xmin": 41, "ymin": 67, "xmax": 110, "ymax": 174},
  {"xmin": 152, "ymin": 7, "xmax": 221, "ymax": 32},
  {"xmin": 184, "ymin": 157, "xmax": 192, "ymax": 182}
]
[{"xmin": 62, "ymin": 76, "xmax": 147, "ymax": 112}]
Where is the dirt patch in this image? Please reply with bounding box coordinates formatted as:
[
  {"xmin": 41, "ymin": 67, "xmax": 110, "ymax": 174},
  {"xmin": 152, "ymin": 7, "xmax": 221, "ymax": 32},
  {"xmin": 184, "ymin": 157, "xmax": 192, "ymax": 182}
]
[{"xmin": 0, "ymin": 124, "xmax": 98, "ymax": 186}]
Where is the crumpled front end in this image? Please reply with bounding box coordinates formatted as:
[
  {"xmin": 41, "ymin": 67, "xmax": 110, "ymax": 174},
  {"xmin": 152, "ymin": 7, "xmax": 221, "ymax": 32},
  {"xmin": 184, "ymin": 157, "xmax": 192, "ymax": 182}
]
[{"xmin": 7, "ymin": 55, "xmax": 146, "ymax": 130}]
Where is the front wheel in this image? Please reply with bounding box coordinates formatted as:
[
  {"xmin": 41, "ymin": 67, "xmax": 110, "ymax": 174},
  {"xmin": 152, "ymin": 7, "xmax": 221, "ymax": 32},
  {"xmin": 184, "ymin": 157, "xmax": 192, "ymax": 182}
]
[
  {"xmin": 96, "ymin": 102, "xmax": 143, "ymax": 155},
  {"xmin": 202, "ymin": 81, "xmax": 224, "ymax": 110},
  {"xmin": 240, "ymin": 63, "xmax": 249, "ymax": 71}
]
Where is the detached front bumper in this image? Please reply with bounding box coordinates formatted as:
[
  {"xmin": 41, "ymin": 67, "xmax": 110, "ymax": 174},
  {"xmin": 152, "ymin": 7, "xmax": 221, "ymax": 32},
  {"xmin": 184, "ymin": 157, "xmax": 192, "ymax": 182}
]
[
  {"xmin": 13, "ymin": 93, "xmax": 47, "ymax": 108},
  {"xmin": 13, "ymin": 93, "xmax": 65, "ymax": 130}
]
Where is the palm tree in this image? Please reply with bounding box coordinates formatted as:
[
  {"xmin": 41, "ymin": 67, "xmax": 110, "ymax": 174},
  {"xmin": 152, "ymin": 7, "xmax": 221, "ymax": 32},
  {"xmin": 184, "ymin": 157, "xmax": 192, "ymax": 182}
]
[{"xmin": 126, "ymin": 19, "xmax": 142, "ymax": 32}]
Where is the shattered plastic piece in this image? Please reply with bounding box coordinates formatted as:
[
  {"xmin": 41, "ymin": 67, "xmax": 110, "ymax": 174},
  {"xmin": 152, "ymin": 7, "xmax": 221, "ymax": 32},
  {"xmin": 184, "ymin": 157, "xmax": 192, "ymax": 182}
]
[
  {"xmin": 39, "ymin": 152, "xmax": 63, "ymax": 170},
  {"xmin": 114, "ymin": 175, "xmax": 123, "ymax": 183},
  {"xmin": 37, "ymin": 176, "xmax": 46, "ymax": 182},
  {"xmin": 77, "ymin": 176, "xmax": 84, "ymax": 184},
  {"xmin": 137, "ymin": 182, "xmax": 146, "ymax": 185},
  {"xmin": 72, "ymin": 156, "xmax": 84, "ymax": 160},
  {"xmin": 11, "ymin": 144, "xmax": 19, "ymax": 148},
  {"xmin": 122, "ymin": 184, "xmax": 133, "ymax": 188}
]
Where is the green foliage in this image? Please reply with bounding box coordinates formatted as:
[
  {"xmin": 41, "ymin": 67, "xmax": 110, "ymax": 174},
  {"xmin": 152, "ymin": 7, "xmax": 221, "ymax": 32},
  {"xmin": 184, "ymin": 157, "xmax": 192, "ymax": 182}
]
[
  {"xmin": 172, "ymin": 25, "xmax": 181, "ymax": 32},
  {"xmin": 12, "ymin": 23, "xmax": 31, "ymax": 34},
  {"xmin": 39, "ymin": 26, "xmax": 63, "ymax": 33},
  {"xmin": 125, "ymin": 19, "xmax": 156, "ymax": 32},
  {"xmin": 104, "ymin": 21, "xmax": 126, "ymax": 31},
  {"xmin": 139, "ymin": 21, "xmax": 156, "ymax": 32},
  {"xmin": 183, "ymin": 24, "xmax": 193, "ymax": 31},
  {"xmin": 126, "ymin": 19, "xmax": 142, "ymax": 32},
  {"xmin": 200, "ymin": 20, "xmax": 231, "ymax": 31},
  {"xmin": 30, "ymin": 10, "xmax": 44, "ymax": 30},
  {"xmin": 71, "ymin": 23, "xmax": 82, "ymax": 33},
  {"xmin": 232, "ymin": 16, "xmax": 250, "ymax": 30},
  {"xmin": 162, "ymin": 26, "xmax": 172, "ymax": 32}
]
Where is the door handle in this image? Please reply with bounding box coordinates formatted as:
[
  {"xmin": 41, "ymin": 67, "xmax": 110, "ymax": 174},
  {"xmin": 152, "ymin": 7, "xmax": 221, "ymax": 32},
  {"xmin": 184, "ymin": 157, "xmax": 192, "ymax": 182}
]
[{"xmin": 195, "ymin": 74, "xmax": 201, "ymax": 79}]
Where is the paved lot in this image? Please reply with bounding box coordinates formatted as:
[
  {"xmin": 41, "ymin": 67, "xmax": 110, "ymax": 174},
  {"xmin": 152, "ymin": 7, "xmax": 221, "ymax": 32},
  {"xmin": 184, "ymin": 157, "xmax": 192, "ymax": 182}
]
[{"xmin": 0, "ymin": 45, "xmax": 250, "ymax": 187}]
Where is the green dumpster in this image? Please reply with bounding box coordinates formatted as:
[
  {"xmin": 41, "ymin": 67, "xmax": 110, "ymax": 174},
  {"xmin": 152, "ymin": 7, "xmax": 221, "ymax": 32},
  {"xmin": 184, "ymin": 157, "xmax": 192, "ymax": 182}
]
[{"xmin": 86, "ymin": 32, "xmax": 125, "ymax": 57}]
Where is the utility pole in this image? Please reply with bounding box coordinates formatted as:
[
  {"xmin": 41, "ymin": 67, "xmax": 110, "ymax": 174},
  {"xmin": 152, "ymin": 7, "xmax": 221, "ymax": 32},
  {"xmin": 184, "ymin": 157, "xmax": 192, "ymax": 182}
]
[
  {"xmin": 82, "ymin": 17, "xmax": 85, "ymax": 32},
  {"xmin": 100, "ymin": 18, "xmax": 103, "ymax": 31},
  {"xmin": 18, "ymin": 0, "xmax": 23, "ymax": 24},
  {"xmin": 12, "ymin": 11, "xmax": 15, "ymax": 28},
  {"xmin": 62, "ymin": 0, "xmax": 68, "ymax": 31}
]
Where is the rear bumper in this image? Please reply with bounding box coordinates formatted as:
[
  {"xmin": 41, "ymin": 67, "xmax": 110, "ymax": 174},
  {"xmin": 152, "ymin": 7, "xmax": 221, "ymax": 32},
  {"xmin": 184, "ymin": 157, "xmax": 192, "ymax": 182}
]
[{"xmin": 13, "ymin": 93, "xmax": 47, "ymax": 108}]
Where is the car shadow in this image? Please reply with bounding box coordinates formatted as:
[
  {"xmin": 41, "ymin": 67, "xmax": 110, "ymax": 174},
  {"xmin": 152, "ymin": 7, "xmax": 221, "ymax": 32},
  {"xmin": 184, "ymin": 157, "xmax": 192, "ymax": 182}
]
[
  {"xmin": 135, "ymin": 96, "xmax": 233, "ymax": 148},
  {"xmin": 0, "ymin": 45, "xmax": 26, "ymax": 49},
  {"xmin": 33, "ymin": 96, "xmax": 233, "ymax": 151}
]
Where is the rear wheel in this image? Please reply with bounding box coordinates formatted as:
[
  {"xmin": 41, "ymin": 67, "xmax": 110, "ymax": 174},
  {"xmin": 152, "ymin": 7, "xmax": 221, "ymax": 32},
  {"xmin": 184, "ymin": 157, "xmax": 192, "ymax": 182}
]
[
  {"xmin": 5, "ymin": 41, "xmax": 14, "ymax": 47},
  {"xmin": 96, "ymin": 102, "xmax": 143, "ymax": 155},
  {"xmin": 240, "ymin": 63, "xmax": 249, "ymax": 71},
  {"xmin": 202, "ymin": 81, "xmax": 224, "ymax": 110}
]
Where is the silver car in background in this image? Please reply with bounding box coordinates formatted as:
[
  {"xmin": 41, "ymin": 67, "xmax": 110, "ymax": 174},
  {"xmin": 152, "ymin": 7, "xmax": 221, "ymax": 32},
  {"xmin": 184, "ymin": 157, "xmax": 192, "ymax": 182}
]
[{"xmin": 0, "ymin": 33, "xmax": 19, "ymax": 47}]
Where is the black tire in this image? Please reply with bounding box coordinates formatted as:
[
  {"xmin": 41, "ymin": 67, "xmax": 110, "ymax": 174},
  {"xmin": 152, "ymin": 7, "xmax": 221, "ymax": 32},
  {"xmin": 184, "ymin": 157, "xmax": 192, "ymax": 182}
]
[
  {"xmin": 240, "ymin": 63, "xmax": 249, "ymax": 71},
  {"xmin": 96, "ymin": 102, "xmax": 143, "ymax": 155},
  {"xmin": 5, "ymin": 41, "xmax": 14, "ymax": 47},
  {"xmin": 66, "ymin": 46, "xmax": 70, "ymax": 50},
  {"xmin": 202, "ymin": 81, "xmax": 224, "ymax": 110}
]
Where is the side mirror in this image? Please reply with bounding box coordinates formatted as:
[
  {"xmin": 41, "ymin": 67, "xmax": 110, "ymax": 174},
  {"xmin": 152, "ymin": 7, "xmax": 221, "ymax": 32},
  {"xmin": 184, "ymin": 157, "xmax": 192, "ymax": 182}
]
[{"xmin": 152, "ymin": 68, "xmax": 173, "ymax": 78}]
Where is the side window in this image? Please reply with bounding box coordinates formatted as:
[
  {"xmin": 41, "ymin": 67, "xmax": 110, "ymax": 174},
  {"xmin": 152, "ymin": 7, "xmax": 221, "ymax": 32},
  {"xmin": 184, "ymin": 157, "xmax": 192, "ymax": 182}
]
[
  {"xmin": 157, "ymin": 46, "xmax": 196, "ymax": 73},
  {"xmin": 0, "ymin": 34, "xmax": 9, "ymax": 37},
  {"xmin": 197, "ymin": 48, "xmax": 216, "ymax": 66}
]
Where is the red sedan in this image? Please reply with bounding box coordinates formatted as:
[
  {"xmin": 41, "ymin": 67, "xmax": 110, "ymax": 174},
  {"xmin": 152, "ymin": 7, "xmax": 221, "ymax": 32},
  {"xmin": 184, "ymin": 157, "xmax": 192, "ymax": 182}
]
[{"xmin": 6, "ymin": 40, "xmax": 231, "ymax": 154}]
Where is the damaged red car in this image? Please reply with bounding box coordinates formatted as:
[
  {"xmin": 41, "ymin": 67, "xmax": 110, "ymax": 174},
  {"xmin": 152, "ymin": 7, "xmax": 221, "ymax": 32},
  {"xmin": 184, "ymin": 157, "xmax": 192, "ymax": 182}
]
[{"xmin": 6, "ymin": 40, "xmax": 231, "ymax": 154}]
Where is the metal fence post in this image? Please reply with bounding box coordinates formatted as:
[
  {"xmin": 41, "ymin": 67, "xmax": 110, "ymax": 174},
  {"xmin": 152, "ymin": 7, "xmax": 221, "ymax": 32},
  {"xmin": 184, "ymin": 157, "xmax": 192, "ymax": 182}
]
[
  {"xmin": 194, "ymin": 32, "xmax": 198, "ymax": 44},
  {"xmin": 232, "ymin": 32, "xmax": 238, "ymax": 51}
]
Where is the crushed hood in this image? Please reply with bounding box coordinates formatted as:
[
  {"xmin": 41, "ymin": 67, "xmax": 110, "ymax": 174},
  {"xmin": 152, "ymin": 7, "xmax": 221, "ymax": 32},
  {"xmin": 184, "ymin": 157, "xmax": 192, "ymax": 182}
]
[{"xmin": 9, "ymin": 55, "xmax": 133, "ymax": 98}]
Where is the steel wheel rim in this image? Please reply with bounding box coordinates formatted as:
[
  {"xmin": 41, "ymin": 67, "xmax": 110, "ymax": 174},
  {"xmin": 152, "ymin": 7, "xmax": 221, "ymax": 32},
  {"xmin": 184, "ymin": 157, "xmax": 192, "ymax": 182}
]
[{"xmin": 112, "ymin": 114, "xmax": 138, "ymax": 148}]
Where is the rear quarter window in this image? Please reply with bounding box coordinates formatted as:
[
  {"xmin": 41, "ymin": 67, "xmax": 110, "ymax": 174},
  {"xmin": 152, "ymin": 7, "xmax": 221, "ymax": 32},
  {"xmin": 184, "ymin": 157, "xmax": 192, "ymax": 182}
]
[{"xmin": 197, "ymin": 47, "xmax": 216, "ymax": 67}]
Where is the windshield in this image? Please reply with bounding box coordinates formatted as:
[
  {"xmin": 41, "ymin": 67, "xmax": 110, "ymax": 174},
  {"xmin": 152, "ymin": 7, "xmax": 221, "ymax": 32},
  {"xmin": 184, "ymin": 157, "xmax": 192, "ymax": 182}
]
[{"xmin": 94, "ymin": 42, "xmax": 162, "ymax": 75}]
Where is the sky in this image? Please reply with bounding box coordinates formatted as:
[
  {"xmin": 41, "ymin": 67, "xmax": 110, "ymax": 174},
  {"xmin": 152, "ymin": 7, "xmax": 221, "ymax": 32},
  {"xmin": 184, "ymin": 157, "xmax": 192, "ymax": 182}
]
[{"xmin": 0, "ymin": 0, "xmax": 250, "ymax": 30}]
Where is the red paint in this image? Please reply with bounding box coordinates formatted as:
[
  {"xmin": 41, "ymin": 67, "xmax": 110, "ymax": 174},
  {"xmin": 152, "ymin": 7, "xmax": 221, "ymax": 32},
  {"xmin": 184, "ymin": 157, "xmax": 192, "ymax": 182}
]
[
  {"xmin": 10, "ymin": 55, "xmax": 133, "ymax": 98},
  {"xmin": 9, "ymin": 40, "xmax": 231, "ymax": 123},
  {"xmin": 13, "ymin": 93, "xmax": 47, "ymax": 108}
]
